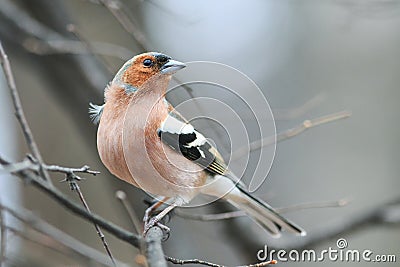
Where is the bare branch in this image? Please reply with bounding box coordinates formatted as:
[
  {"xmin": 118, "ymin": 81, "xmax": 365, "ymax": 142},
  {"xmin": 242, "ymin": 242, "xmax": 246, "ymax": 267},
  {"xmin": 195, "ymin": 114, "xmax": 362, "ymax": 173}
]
[
  {"xmin": 66, "ymin": 24, "xmax": 115, "ymax": 73},
  {"xmin": 166, "ymin": 256, "xmax": 222, "ymax": 267},
  {"xmin": 145, "ymin": 227, "xmax": 168, "ymax": 267},
  {"xmin": 0, "ymin": 203, "xmax": 130, "ymax": 267},
  {"xmin": 239, "ymin": 260, "xmax": 277, "ymax": 267},
  {"xmin": 4, "ymin": 224, "xmax": 71, "ymax": 261},
  {"xmin": 272, "ymin": 93, "xmax": 326, "ymax": 120},
  {"xmin": 115, "ymin": 190, "xmax": 143, "ymax": 234},
  {"xmin": 63, "ymin": 175, "xmax": 116, "ymax": 266},
  {"xmin": 98, "ymin": 0, "xmax": 148, "ymax": 50},
  {"xmin": 44, "ymin": 164, "xmax": 100, "ymax": 177},
  {"xmin": 174, "ymin": 210, "xmax": 245, "ymax": 222},
  {"xmin": 23, "ymin": 38, "xmax": 132, "ymax": 60},
  {"xmin": 174, "ymin": 198, "xmax": 349, "ymax": 222},
  {"xmin": 0, "ymin": 205, "xmax": 6, "ymax": 267},
  {"xmin": 0, "ymin": 0, "xmax": 61, "ymax": 40},
  {"xmin": 0, "ymin": 41, "xmax": 53, "ymax": 186},
  {"xmin": 282, "ymin": 196, "xmax": 400, "ymax": 250},
  {"xmin": 276, "ymin": 110, "xmax": 352, "ymax": 142},
  {"xmin": 0, "ymin": 160, "xmax": 100, "ymax": 178},
  {"xmin": 0, "ymin": 155, "xmax": 141, "ymax": 248},
  {"xmin": 275, "ymin": 198, "xmax": 350, "ymax": 214},
  {"xmin": 116, "ymin": 190, "xmax": 149, "ymax": 266},
  {"xmin": 24, "ymin": 159, "xmax": 117, "ymax": 264},
  {"xmin": 0, "ymin": 158, "xmax": 33, "ymax": 173},
  {"xmin": 0, "ymin": 0, "xmax": 109, "ymax": 91},
  {"xmin": 231, "ymin": 110, "xmax": 351, "ymax": 161},
  {"xmin": 166, "ymin": 256, "xmax": 277, "ymax": 267}
]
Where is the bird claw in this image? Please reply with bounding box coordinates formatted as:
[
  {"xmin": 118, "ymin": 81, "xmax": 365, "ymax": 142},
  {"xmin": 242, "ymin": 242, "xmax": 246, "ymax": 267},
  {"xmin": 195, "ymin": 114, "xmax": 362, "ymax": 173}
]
[{"xmin": 143, "ymin": 218, "xmax": 170, "ymax": 238}]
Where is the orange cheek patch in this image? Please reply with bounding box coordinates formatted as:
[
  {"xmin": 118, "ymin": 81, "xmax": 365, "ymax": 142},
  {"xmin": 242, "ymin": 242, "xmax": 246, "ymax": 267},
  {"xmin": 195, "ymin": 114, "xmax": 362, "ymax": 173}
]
[{"xmin": 122, "ymin": 55, "xmax": 159, "ymax": 88}]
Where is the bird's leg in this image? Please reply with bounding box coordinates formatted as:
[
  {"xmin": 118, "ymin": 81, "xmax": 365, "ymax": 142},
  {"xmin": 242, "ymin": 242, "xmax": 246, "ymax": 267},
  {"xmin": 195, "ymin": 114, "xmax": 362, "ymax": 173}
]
[
  {"xmin": 143, "ymin": 196, "xmax": 170, "ymax": 225},
  {"xmin": 143, "ymin": 200, "xmax": 178, "ymax": 235}
]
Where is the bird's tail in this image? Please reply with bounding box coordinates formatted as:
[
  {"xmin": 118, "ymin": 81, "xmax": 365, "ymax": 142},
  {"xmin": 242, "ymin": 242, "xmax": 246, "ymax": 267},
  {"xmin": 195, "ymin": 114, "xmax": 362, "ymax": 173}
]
[
  {"xmin": 202, "ymin": 174, "xmax": 305, "ymax": 237},
  {"xmin": 226, "ymin": 184, "xmax": 306, "ymax": 237}
]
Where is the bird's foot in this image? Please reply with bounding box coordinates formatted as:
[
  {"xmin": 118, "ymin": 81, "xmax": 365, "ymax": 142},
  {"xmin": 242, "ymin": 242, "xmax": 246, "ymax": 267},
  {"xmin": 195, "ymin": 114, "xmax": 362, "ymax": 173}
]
[{"xmin": 143, "ymin": 217, "xmax": 170, "ymax": 238}]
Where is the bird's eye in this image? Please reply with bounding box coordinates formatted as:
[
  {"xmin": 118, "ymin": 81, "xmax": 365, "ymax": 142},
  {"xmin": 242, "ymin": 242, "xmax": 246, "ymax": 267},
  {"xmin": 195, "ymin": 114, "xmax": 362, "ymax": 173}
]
[{"xmin": 143, "ymin": 59, "xmax": 154, "ymax": 67}]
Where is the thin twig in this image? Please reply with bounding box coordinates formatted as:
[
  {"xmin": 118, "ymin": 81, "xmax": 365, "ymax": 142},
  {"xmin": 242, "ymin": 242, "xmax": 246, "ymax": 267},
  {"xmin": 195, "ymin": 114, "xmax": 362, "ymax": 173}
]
[
  {"xmin": 67, "ymin": 177, "xmax": 116, "ymax": 267},
  {"xmin": 0, "ymin": 160, "xmax": 100, "ymax": 178},
  {"xmin": 0, "ymin": 155, "xmax": 141, "ymax": 248},
  {"xmin": 0, "ymin": 42, "xmax": 53, "ymax": 186},
  {"xmin": 0, "ymin": 0, "xmax": 61, "ymax": 40},
  {"xmin": 98, "ymin": 0, "xmax": 148, "ymax": 50},
  {"xmin": 115, "ymin": 190, "xmax": 149, "ymax": 266},
  {"xmin": 275, "ymin": 198, "xmax": 350, "ymax": 214},
  {"xmin": 0, "ymin": 0, "xmax": 109, "ymax": 91},
  {"xmin": 0, "ymin": 203, "xmax": 129, "ymax": 267},
  {"xmin": 43, "ymin": 160, "xmax": 114, "ymax": 264},
  {"xmin": 272, "ymin": 93, "xmax": 326, "ymax": 120},
  {"xmin": 23, "ymin": 38, "xmax": 132, "ymax": 60},
  {"xmin": 66, "ymin": 24, "xmax": 115, "ymax": 73},
  {"xmin": 166, "ymin": 256, "xmax": 221, "ymax": 267},
  {"xmin": 238, "ymin": 260, "xmax": 277, "ymax": 267},
  {"xmin": 166, "ymin": 256, "xmax": 277, "ymax": 267},
  {"xmin": 0, "ymin": 204, "xmax": 6, "ymax": 267},
  {"xmin": 174, "ymin": 210, "xmax": 245, "ymax": 222},
  {"xmin": 0, "ymin": 158, "xmax": 32, "ymax": 173},
  {"xmin": 44, "ymin": 164, "xmax": 100, "ymax": 176},
  {"xmin": 4, "ymin": 224, "xmax": 71, "ymax": 260},
  {"xmin": 231, "ymin": 110, "xmax": 351, "ymax": 161},
  {"xmin": 115, "ymin": 190, "xmax": 142, "ymax": 234},
  {"xmin": 174, "ymin": 198, "xmax": 349, "ymax": 222},
  {"xmin": 281, "ymin": 196, "xmax": 400, "ymax": 250}
]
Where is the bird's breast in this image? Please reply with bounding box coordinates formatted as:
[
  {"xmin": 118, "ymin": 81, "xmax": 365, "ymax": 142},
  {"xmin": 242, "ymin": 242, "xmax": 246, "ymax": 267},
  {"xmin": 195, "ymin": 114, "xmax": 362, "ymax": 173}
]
[{"xmin": 98, "ymin": 87, "xmax": 206, "ymax": 202}]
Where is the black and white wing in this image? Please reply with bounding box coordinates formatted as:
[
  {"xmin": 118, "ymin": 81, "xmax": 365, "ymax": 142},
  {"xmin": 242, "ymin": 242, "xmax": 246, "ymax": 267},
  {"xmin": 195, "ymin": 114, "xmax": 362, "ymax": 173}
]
[
  {"xmin": 90, "ymin": 96, "xmax": 304, "ymax": 235},
  {"xmin": 158, "ymin": 106, "xmax": 306, "ymax": 236},
  {"xmin": 157, "ymin": 109, "xmax": 227, "ymax": 175}
]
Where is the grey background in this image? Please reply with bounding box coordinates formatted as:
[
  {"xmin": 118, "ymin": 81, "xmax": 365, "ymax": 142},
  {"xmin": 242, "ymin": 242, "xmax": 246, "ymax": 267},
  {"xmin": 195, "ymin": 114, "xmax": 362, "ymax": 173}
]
[{"xmin": 0, "ymin": 0, "xmax": 399, "ymax": 266}]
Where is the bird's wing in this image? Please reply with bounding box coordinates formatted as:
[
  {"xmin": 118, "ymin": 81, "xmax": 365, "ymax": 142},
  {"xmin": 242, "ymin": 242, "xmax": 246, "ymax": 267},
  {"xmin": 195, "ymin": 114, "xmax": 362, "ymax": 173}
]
[{"xmin": 157, "ymin": 108, "xmax": 228, "ymax": 176}]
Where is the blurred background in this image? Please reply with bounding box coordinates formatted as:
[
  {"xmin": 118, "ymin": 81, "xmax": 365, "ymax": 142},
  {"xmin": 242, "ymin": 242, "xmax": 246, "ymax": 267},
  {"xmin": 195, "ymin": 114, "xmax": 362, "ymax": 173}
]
[{"xmin": 0, "ymin": 0, "xmax": 399, "ymax": 266}]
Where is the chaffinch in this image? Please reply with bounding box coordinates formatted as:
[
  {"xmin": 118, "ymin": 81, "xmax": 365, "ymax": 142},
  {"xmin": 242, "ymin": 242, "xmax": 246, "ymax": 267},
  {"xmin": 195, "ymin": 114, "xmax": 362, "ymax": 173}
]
[{"xmin": 90, "ymin": 52, "xmax": 305, "ymax": 237}]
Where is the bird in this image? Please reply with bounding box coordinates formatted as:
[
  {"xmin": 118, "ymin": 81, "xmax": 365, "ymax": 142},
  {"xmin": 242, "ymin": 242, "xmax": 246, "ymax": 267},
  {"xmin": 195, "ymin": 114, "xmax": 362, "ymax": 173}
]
[{"xmin": 90, "ymin": 52, "xmax": 305, "ymax": 237}]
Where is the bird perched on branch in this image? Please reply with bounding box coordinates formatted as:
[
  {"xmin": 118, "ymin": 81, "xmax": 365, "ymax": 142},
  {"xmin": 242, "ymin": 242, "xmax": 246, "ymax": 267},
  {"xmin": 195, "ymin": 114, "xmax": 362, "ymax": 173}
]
[{"xmin": 90, "ymin": 52, "xmax": 305, "ymax": 237}]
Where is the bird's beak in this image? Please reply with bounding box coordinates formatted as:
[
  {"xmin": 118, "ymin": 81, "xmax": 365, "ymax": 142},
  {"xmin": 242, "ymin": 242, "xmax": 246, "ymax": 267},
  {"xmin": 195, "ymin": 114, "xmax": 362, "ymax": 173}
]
[{"xmin": 160, "ymin": 59, "xmax": 186, "ymax": 74}]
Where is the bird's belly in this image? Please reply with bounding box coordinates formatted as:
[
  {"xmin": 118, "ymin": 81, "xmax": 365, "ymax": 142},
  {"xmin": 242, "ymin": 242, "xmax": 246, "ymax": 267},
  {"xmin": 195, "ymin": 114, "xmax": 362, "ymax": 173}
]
[{"xmin": 124, "ymin": 128, "xmax": 207, "ymax": 202}]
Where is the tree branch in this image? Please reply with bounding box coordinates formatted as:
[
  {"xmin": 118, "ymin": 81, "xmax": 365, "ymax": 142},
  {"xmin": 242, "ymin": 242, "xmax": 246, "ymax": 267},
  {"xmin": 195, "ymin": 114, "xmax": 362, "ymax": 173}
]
[
  {"xmin": 0, "ymin": 41, "xmax": 53, "ymax": 186},
  {"xmin": 145, "ymin": 227, "xmax": 168, "ymax": 267},
  {"xmin": 0, "ymin": 202, "xmax": 130, "ymax": 267},
  {"xmin": 23, "ymin": 37, "xmax": 132, "ymax": 60},
  {"xmin": 0, "ymin": 205, "xmax": 5, "ymax": 267},
  {"xmin": 0, "ymin": 155, "xmax": 141, "ymax": 248},
  {"xmin": 66, "ymin": 23, "xmax": 116, "ymax": 74},
  {"xmin": 281, "ymin": 196, "xmax": 400, "ymax": 250},
  {"xmin": 272, "ymin": 93, "xmax": 326, "ymax": 120},
  {"xmin": 165, "ymin": 256, "xmax": 277, "ymax": 267},
  {"xmin": 174, "ymin": 198, "xmax": 349, "ymax": 221},
  {"xmin": 115, "ymin": 190, "xmax": 143, "ymax": 234},
  {"xmin": 67, "ymin": 177, "xmax": 116, "ymax": 266},
  {"xmin": 43, "ymin": 163, "xmax": 100, "ymax": 179},
  {"xmin": 97, "ymin": 0, "xmax": 148, "ymax": 51},
  {"xmin": 231, "ymin": 110, "xmax": 351, "ymax": 161}
]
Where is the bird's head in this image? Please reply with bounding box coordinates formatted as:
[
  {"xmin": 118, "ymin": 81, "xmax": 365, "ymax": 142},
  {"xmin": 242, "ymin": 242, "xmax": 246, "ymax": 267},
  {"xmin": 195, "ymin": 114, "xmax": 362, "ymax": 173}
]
[{"xmin": 112, "ymin": 52, "xmax": 186, "ymax": 93}]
